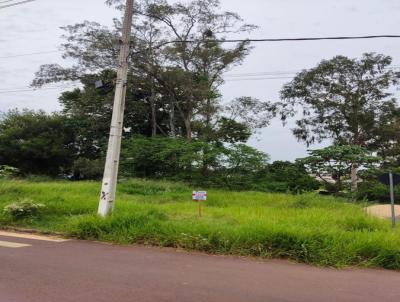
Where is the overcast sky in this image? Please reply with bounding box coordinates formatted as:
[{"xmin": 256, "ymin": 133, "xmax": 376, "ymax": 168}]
[{"xmin": 1, "ymin": 0, "xmax": 400, "ymax": 161}]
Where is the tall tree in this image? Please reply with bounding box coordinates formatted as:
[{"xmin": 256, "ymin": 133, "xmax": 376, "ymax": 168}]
[
  {"xmin": 31, "ymin": 0, "xmax": 275, "ymax": 181},
  {"xmin": 279, "ymin": 53, "xmax": 400, "ymax": 190},
  {"xmin": 108, "ymin": 0, "xmax": 257, "ymax": 139},
  {"xmin": 32, "ymin": 0, "xmax": 262, "ymax": 142}
]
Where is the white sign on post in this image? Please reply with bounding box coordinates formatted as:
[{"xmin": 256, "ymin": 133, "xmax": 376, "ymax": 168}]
[
  {"xmin": 192, "ymin": 191, "xmax": 207, "ymax": 201},
  {"xmin": 192, "ymin": 191, "xmax": 207, "ymax": 217}
]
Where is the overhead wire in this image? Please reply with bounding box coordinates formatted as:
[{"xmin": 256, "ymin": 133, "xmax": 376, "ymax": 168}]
[
  {"xmin": 1, "ymin": 65, "xmax": 400, "ymax": 93},
  {"xmin": 201, "ymin": 35, "xmax": 400, "ymax": 43},
  {"xmin": 224, "ymin": 66, "xmax": 400, "ymax": 78},
  {"xmin": 0, "ymin": 0, "xmax": 18, "ymax": 4},
  {"xmin": 0, "ymin": 83, "xmax": 79, "ymax": 91},
  {"xmin": 1, "ymin": 34, "xmax": 400, "ymax": 91},
  {"xmin": 0, "ymin": 50, "xmax": 59, "ymax": 59},
  {"xmin": 0, "ymin": 0, "xmax": 36, "ymax": 10},
  {"xmin": 0, "ymin": 84, "xmax": 80, "ymax": 94},
  {"xmin": 2, "ymin": 34, "xmax": 400, "ymax": 59}
]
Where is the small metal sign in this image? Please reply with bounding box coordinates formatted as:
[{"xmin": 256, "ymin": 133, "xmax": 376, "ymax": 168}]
[
  {"xmin": 192, "ymin": 191, "xmax": 207, "ymax": 201},
  {"xmin": 192, "ymin": 191, "xmax": 207, "ymax": 217},
  {"xmin": 378, "ymin": 173, "xmax": 400, "ymax": 186}
]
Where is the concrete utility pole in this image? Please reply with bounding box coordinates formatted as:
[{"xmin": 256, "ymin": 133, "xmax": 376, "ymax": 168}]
[{"xmin": 98, "ymin": 0, "xmax": 134, "ymax": 217}]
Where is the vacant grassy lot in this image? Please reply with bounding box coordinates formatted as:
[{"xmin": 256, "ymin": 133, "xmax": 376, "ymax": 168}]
[{"xmin": 0, "ymin": 179, "xmax": 399, "ymax": 269}]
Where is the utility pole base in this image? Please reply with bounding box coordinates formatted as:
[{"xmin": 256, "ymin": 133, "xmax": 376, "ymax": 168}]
[{"xmin": 98, "ymin": 179, "xmax": 114, "ymax": 217}]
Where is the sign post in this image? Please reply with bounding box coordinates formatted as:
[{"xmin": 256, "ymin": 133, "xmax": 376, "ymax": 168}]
[
  {"xmin": 389, "ymin": 173, "xmax": 396, "ymax": 228},
  {"xmin": 192, "ymin": 191, "xmax": 207, "ymax": 217},
  {"xmin": 378, "ymin": 172, "xmax": 400, "ymax": 228}
]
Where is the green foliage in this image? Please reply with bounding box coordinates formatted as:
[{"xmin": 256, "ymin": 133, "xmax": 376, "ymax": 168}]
[
  {"xmin": 298, "ymin": 145, "xmax": 380, "ymax": 192},
  {"xmin": 0, "ymin": 179, "xmax": 399, "ymax": 269},
  {"xmin": 213, "ymin": 118, "xmax": 251, "ymax": 143},
  {"xmin": 121, "ymin": 137, "xmax": 206, "ymax": 178},
  {"xmin": 19, "ymin": 0, "xmax": 277, "ymax": 184},
  {"xmin": 72, "ymin": 158, "xmax": 105, "ymax": 180},
  {"xmin": 0, "ymin": 110, "xmax": 77, "ymax": 176},
  {"xmin": 356, "ymin": 181, "xmax": 399, "ymax": 203},
  {"xmin": 357, "ymin": 167, "xmax": 400, "ymax": 202},
  {"xmin": 202, "ymin": 144, "xmax": 270, "ymax": 190},
  {"xmin": 255, "ymin": 161, "xmax": 320, "ymax": 193},
  {"xmin": 58, "ymin": 70, "xmax": 153, "ymax": 159},
  {"xmin": 279, "ymin": 53, "xmax": 400, "ymax": 149},
  {"xmin": 121, "ymin": 137, "xmax": 266, "ymax": 180},
  {"xmin": 223, "ymin": 144, "xmax": 269, "ymax": 173},
  {"xmin": 3, "ymin": 199, "xmax": 46, "ymax": 219},
  {"xmin": 32, "ymin": 0, "xmax": 267, "ymax": 142},
  {"xmin": 120, "ymin": 137, "xmax": 318, "ymax": 193}
]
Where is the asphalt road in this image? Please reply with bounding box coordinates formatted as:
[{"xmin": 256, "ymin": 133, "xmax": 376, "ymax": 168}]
[{"xmin": 0, "ymin": 231, "xmax": 399, "ymax": 302}]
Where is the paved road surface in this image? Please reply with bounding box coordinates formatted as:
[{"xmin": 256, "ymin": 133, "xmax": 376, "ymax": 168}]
[{"xmin": 0, "ymin": 231, "xmax": 399, "ymax": 302}]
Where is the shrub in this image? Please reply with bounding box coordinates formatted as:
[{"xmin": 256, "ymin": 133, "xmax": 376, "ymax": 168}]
[
  {"xmin": 0, "ymin": 165, "xmax": 20, "ymax": 178},
  {"xmin": 0, "ymin": 110, "xmax": 77, "ymax": 176},
  {"xmin": 356, "ymin": 181, "xmax": 399, "ymax": 203},
  {"xmin": 72, "ymin": 158, "xmax": 104, "ymax": 180},
  {"xmin": 254, "ymin": 161, "xmax": 320, "ymax": 193},
  {"xmin": 3, "ymin": 199, "xmax": 46, "ymax": 219}
]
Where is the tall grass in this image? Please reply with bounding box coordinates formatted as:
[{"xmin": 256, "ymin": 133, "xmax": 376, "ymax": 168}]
[{"xmin": 0, "ymin": 178, "xmax": 399, "ymax": 269}]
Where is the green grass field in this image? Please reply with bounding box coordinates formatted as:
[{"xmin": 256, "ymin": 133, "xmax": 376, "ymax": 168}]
[{"xmin": 0, "ymin": 178, "xmax": 399, "ymax": 269}]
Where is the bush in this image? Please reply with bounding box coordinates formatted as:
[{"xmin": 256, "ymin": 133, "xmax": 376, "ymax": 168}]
[
  {"xmin": 0, "ymin": 165, "xmax": 19, "ymax": 178},
  {"xmin": 72, "ymin": 158, "xmax": 104, "ymax": 180},
  {"xmin": 0, "ymin": 110, "xmax": 77, "ymax": 176},
  {"xmin": 356, "ymin": 181, "xmax": 398, "ymax": 203},
  {"xmin": 120, "ymin": 137, "xmax": 205, "ymax": 178},
  {"xmin": 254, "ymin": 161, "xmax": 320, "ymax": 193},
  {"xmin": 119, "ymin": 138, "xmax": 319, "ymax": 193},
  {"xmin": 3, "ymin": 199, "xmax": 46, "ymax": 219}
]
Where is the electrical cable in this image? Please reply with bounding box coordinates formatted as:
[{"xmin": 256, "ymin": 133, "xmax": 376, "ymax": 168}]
[
  {"xmin": 161, "ymin": 35, "xmax": 400, "ymax": 46},
  {"xmin": 2, "ymin": 35, "xmax": 400, "ymax": 59},
  {"xmin": 0, "ymin": 83, "xmax": 79, "ymax": 91},
  {"xmin": 0, "ymin": 0, "xmax": 36, "ymax": 10},
  {"xmin": 224, "ymin": 66, "xmax": 400, "ymax": 78},
  {"xmin": 0, "ymin": 0, "xmax": 18, "ymax": 4},
  {"xmin": 0, "ymin": 85, "xmax": 79, "ymax": 94},
  {"xmin": 1, "ymin": 65, "xmax": 400, "ymax": 93},
  {"xmin": 0, "ymin": 50, "xmax": 60, "ymax": 59}
]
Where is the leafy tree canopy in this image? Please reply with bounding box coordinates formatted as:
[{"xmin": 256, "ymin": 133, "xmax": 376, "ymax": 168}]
[
  {"xmin": 279, "ymin": 53, "xmax": 400, "ymax": 149},
  {"xmin": 0, "ymin": 110, "xmax": 77, "ymax": 176},
  {"xmin": 298, "ymin": 145, "xmax": 380, "ymax": 192}
]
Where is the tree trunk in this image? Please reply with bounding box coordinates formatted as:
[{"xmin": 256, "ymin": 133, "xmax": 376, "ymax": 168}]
[
  {"xmin": 150, "ymin": 84, "xmax": 157, "ymax": 137},
  {"xmin": 169, "ymin": 101, "xmax": 176, "ymax": 137},
  {"xmin": 184, "ymin": 117, "xmax": 192, "ymax": 140},
  {"xmin": 351, "ymin": 163, "xmax": 358, "ymax": 192}
]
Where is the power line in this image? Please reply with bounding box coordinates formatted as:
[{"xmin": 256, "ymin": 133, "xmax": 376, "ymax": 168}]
[
  {"xmin": 0, "ymin": 83, "xmax": 79, "ymax": 91},
  {"xmin": 0, "ymin": 0, "xmax": 36, "ymax": 10},
  {"xmin": 224, "ymin": 66, "xmax": 400, "ymax": 78},
  {"xmin": 0, "ymin": 85, "xmax": 79, "ymax": 94},
  {"xmin": 1, "ymin": 65, "xmax": 400, "ymax": 92},
  {"xmin": 3, "ymin": 34, "xmax": 400, "ymax": 59},
  {"xmin": 186, "ymin": 35, "xmax": 400, "ymax": 44},
  {"xmin": 0, "ymin": 50, "xmax": 59, "ymax": 59},
  {"xmin": 0, "ymin": 0, "xmax": 17, "ymax": 4}
]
